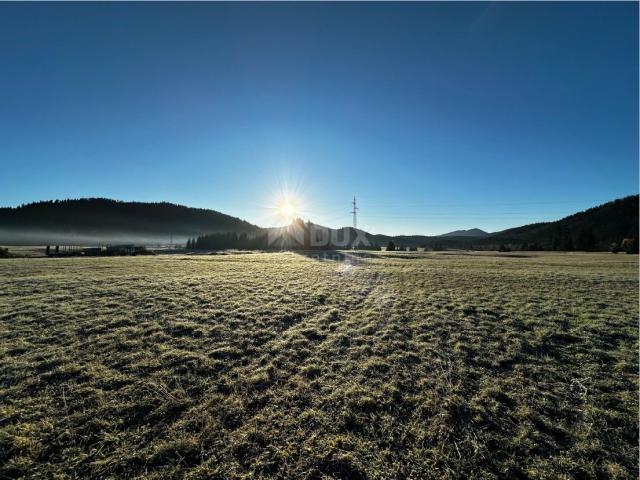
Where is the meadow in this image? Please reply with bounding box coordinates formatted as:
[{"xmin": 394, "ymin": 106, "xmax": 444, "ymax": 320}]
[{"xmin": 0, "ymin": 251, "xmax": 637, "ymax": 479}]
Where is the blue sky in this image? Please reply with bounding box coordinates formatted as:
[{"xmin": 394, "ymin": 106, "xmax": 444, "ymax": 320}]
[{"xmin": 0, "ymin": 2, "xmax": 637, "ymax": 235}]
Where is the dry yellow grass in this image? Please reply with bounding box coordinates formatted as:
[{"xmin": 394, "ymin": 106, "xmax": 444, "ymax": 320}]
[{"xmin": 1, "ymin": 251, "xmax": 637, "ymax": 478}]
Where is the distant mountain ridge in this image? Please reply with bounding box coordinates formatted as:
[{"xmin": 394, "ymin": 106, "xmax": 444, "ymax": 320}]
[{"xmin": 437, "ymin": 228, "xmax": 489, "ymax": 238}]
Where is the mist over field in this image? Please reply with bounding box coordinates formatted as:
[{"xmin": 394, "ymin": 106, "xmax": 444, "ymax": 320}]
[{"xmin": 0, "ymin": 228, "xmax": 181, "ymax": 246}]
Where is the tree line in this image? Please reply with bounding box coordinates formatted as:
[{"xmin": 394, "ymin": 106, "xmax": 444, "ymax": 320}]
[
  {"xmin": 186, "ymin": 232, "xmax": 269, "ymax": 250},
  {"xmin": 185, "ymin": 231, "xmax": 383, "ymax": 251}
]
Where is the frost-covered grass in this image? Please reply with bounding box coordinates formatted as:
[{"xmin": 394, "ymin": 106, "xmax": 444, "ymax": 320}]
[{"xmin": 1, "ymin": 251, "xmax": 637, "ymax": 479}]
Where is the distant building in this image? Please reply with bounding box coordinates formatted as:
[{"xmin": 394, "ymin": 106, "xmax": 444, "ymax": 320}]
[{"xmin": 105, "ymin": 244, "xmax": 146, "ymax": 255}]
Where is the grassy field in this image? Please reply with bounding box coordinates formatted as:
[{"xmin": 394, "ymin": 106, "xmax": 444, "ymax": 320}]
[{"xmin": 1, "ymin": 251, "xmax": 637, "ymax": 479}]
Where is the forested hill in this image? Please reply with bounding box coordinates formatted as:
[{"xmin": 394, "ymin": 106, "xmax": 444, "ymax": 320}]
[
  {"xmin": 485, "ymin": 195, "xmax": 639, "ymax": 250},
  {"xmin": 0, "ymin": 199, "xmax": 259, "ymax": 245},
  {"xmin": 365, "ymin": 195, "xmax": 639, "ymax": 251}
]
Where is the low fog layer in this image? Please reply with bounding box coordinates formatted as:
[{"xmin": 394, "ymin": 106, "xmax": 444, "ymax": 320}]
[{"xmin": 0, "ymin": 229, "xmax": 186, "ymax": 247}]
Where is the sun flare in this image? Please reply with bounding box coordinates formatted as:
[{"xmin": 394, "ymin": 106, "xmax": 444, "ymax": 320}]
[{"xmin": 277, "ymin": 200, "xmax": 298, "ymax": 221}]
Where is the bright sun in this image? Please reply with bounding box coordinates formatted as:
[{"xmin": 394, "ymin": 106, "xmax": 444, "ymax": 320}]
[{"xmin": 278, "ymin": 201, "xmax": 297, "ymax": 220}]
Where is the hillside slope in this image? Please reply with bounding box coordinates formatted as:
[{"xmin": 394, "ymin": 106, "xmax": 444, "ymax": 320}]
[
  {"xmin": 366, "ymin": 196, "xmax": 638, "ymax": 251},
  {"xmin": 0, "ymin": 198, "xmax": 259, "ymax": 245},
  {"xmin": 485, "ymin": 195, "xmax": 638, "ymax": 249}
]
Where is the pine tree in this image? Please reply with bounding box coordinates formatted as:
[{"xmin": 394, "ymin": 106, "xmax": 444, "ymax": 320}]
[{"xmin": 621, "ymin": 237, "xmax": 639, "ymax": 254}]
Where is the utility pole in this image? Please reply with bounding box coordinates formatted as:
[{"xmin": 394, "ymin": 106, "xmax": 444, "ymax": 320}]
[{"xmin": 350, "ymin": 196, "xmax": 359, "ymax": 229}]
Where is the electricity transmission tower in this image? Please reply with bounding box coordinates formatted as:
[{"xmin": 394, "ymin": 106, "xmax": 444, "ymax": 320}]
[{"xmin": 350, "ymin": 196, "xmax": 359, "ymax": 229}]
